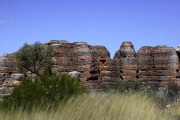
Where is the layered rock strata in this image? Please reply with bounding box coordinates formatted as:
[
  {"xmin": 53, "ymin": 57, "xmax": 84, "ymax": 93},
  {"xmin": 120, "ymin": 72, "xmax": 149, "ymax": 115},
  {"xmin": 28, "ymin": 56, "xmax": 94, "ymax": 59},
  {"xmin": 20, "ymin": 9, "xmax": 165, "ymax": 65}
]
[
  {"xmin": 113, "ymin": 42, "xmax": 137, "ymax": 80},
  {"xmin": 0, "ymin": 54, "xmax": 20, "ymax": 100},
  {"xmin": 137, "ymin": 46, "xmax": 179, "ymax": 87},
  {"xmin": 45, "ymin": 40, "xmax": 111, "ymax": 90}
]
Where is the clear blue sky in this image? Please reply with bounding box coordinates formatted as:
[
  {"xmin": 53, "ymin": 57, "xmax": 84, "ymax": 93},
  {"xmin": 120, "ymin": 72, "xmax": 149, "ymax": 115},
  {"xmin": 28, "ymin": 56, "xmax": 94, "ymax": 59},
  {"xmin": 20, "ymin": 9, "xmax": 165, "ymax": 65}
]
[{"xmin": 1, "ymin": 0, "xmax": 180, "ymax": 58}]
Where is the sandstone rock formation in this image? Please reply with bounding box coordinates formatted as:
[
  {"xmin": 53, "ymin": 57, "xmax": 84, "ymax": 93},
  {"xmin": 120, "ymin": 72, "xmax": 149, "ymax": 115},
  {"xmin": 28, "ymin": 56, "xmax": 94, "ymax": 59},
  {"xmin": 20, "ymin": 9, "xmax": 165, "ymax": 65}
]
[
  {"xmin": 45, "ymin": 40, "xmax": 111, "ymax": 90},
  {"xmin": 113, "ymin": 42, "xmax": 137, "ymax": 80},
  {"xmin": 0, "ymin": 54, "xmax": 19, "ymax": 100},
  {"xmin": 137, "ymin": 46, "xmax": 179, "ymax": 87},
  {"xmin": 0, "ymin": 40, "xmax": 180, "ymax": 97}
]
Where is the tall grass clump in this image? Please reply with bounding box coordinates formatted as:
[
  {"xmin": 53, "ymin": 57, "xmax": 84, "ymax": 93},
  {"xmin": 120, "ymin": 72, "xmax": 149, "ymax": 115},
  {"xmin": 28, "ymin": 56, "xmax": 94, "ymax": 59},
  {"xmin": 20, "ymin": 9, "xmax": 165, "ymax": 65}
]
[
  {"xmin": 58, "ymin": 93, "xmax": 164, "ymax": 120},
  {"xmin": 0, "ymin": 72, "xmax": 87, "ymax": 110},
  {"xmin": 0, "ymin": 93, "xmax": 172, "ymax": 120}
]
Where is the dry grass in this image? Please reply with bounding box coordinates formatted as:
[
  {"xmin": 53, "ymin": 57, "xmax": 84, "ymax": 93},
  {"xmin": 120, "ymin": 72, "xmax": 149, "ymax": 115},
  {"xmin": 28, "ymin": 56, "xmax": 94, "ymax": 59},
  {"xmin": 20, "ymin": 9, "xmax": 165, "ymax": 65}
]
[
  {"xmin": 0, "ymin": 92, "xmax": 173, "ymax": 120},
  {"xmin": 164, "ymin": 100, "xmax": 180, "ymax": 117}
]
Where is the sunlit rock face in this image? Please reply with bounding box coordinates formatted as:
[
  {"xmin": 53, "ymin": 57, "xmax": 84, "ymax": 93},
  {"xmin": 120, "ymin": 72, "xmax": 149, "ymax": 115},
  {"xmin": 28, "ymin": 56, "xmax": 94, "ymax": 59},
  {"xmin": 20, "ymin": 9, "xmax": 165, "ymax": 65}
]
[
  {"xmin": 90, "ymin": 45, "xmax": 111, "ymax": 90},
  {"xmin": 113, "ymin": 42, "xmax": 137, "ymax": 80},
  {"xmin": 137, "ymin": 46, "xmax": 154, "ymax": 82},
  {"xmin": 45, "ymin": 40, "xmax": 112, "ymax": 90},
  {"xmin": 137, "ymin": 46, "xmax": 179, "ymax": 87},
  {"xmin": 0, "ymin": 54, "xmax": 19, "ymax": 100},
  {"xmin": 0, "ymin": 54, "xmax": 18, "ymax": 82}
]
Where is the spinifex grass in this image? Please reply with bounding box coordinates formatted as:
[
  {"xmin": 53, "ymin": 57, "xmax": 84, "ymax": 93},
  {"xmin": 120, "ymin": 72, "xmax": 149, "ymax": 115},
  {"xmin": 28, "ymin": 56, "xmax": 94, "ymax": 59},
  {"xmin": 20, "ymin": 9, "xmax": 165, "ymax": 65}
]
[{"xmin": 0, "ymin": 93, "xmax": 172, "ymax": 120}]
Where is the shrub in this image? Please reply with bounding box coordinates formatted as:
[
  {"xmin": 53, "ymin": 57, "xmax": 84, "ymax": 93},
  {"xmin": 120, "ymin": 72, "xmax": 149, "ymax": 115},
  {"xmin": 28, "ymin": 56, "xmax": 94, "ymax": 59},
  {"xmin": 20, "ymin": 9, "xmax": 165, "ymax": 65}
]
[
  {"xmin": 115, "ymin": 80, "xmax": 141, "ymax": 92},
  {"xmin": 101, "ymin": 80, "xmax": 142, "ymax": 93},
  {"xmin": 137, "ymin": 82, "xmax": 180, "ymax": 109},
  {"xmin": 101, "ymin": 79, "xmax": 180, "ymax": 109},
  {"xmin": 152, "ymin": 82, "xmax": 179, "ymax": 109},
  {"xmin": 0, "ymin": 72, "xmax": 87, "ymax": 110}
]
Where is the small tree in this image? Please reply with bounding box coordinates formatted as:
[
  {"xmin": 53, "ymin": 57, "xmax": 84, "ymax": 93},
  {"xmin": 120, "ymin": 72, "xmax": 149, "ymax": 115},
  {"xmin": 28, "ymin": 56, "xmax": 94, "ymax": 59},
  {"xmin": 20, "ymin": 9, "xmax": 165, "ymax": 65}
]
[{"xmin": 15, "ymin": 42, "xmax": 55, "ymax": 76}]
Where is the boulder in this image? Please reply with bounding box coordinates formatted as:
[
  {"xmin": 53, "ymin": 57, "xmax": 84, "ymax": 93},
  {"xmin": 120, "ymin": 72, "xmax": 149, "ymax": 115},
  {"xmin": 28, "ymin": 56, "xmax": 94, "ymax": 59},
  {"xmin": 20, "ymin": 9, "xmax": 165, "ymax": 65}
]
[
  {"xmin": 68, "ymin": 71, "xmax": 80, "ymax": 77},
  {"xmin": 10, "ymin": 73, "xmax": 24, "ymax": 80}
]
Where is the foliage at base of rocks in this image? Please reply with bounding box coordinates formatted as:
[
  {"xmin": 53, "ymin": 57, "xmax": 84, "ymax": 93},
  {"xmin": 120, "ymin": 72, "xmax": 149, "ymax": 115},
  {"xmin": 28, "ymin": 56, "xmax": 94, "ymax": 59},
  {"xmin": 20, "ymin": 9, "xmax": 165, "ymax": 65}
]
[
  {"xmin": 151, "ymin": 82, "xmax": 179, "ymax": 109},
  {"xmin": 100, "ymin": 80, "xmax": 180, "ymax": 109},
  {"xmin": 0, "ymin": 72, "xmax": 87, "ymax": 110},
  {"xmin": 101, "ymin": 80, "xmax": 142, "ymax": 93}
]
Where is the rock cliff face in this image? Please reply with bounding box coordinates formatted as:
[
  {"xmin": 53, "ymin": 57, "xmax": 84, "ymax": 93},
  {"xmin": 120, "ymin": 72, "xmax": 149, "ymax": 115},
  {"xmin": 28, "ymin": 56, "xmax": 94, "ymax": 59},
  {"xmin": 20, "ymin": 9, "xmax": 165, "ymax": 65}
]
[
  {"xmin": 0, "ymin": 40, "xmax": 180, "ymax": 97},
  {"xmin": 137, "ymin": 46, "xmax": 179, "ymax": 87}
]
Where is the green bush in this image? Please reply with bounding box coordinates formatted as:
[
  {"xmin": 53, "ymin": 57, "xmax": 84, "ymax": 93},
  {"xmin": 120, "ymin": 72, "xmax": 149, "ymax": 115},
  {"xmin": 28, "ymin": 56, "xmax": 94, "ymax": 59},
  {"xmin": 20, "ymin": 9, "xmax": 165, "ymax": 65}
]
[
  {"xmin": 0, "ymin": 72, "xmax": 87, "ymax": 110},
  {"xmin": 115, "ymin": 80, "xmax": 141, "ymax": 92},
  {"xmin": 101, "ymin": 80, "xmax": 142, "ymax": 93}
]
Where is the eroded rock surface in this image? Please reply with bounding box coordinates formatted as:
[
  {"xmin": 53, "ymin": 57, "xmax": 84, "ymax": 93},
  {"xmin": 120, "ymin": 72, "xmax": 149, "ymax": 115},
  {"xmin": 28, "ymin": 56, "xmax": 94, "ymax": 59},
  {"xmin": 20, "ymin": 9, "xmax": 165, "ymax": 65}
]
[
  {"xmin": 45, "ymin": 40, "xmax": 111, "ymax": 90},
  {"xmin": 137, "ymin": 46, "xmax": 179, "ymax": 87},
  {"xmin": 113, "ymin": 42, "xmax": 137, "ymax": 80},
  {"xmin": 0, "ymin": 54, "xmax": 19, "ymax": 100},
  {"xmin": 0, "ymin": 40, "xmax": 180, "ymax": 95}
]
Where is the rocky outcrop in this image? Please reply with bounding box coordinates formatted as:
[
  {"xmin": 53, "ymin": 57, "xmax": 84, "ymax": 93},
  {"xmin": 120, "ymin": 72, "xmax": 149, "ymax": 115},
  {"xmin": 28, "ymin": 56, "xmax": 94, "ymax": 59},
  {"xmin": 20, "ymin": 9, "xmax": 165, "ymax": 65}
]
[
  {"xmin": 0, "ymin": 54, "xmax": 19, "ymax": 100},
  {"xmin": 113, "ymin": 42, "xmax": 137, "ymax": 80},
  {"xmin": 137, "ymin": 46, "xmax": 179, "ymax": 87},
  {"xmin": 45, "ymin": 40, "xmax": 111, "ymax": 90},
  {"xmin": 0, "ymin": 40, "xmax": 180, "ymax": 94}
]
